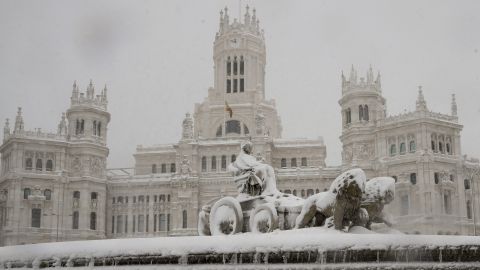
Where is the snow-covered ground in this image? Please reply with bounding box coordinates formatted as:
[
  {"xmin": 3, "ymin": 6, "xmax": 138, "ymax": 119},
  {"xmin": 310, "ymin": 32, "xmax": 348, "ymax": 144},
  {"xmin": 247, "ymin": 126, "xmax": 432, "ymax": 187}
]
[{"xmin": 1, "ymin": 227, "xmax": 480, "ymax": 266}]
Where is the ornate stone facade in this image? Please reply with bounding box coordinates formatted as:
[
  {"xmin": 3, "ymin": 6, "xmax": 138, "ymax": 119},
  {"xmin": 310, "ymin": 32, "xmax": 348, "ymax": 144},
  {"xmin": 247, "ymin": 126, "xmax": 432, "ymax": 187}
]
[{"xmin": 0, "ymin": 6, "xmax": 479, "ymax": 246}]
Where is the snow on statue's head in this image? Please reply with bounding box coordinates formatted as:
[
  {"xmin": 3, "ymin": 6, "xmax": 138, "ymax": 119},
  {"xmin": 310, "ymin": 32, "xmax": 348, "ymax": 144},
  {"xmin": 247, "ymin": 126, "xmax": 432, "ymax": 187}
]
[
  {"xmin": 329, "ymin": 168, "xmax": 366, "ymax": 202},
  {"xmin": 362, "ymin": 177, "xmax": 395, "ymax": 205},
  {"xmin": 241, "ymin": 141, "xmax": 253, "ymax": 155}
]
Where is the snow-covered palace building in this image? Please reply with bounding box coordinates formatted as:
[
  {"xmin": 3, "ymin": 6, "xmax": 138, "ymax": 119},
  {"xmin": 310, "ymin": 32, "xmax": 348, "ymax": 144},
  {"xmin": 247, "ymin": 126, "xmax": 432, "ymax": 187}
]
[{"xmin": 0, "ymin": 7, "xmax": 479, "ymax": 246}]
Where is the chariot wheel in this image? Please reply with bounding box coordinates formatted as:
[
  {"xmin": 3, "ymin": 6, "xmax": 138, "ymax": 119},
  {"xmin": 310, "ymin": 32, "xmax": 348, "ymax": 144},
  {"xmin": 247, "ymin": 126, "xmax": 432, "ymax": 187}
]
[
  {"xmin": 209, "ymin": 197, "xmax": 244, "ymax": 235},
  {"xmin": 249, "ymin": 203, "xmax": 278, "ymax": 233}
]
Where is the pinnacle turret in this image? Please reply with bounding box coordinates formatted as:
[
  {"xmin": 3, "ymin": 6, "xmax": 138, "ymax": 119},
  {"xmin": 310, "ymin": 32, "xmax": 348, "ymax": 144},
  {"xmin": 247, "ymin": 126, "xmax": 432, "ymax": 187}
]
[
  {"xmin": 342, "ymin": 65, "xmax": 381, "ymax": 94},
  {"xmin": 57, "ymin": 112, "xmax": 67, "ymax": 135},
  {"xmin": 14, "ymin": 107, "xmax": 24, "ymax": 133},
  {"xmin": 416, "ymin": 86, "xmax": 428, "ymax": 111},
  {"xmin": 3, "ymin": 118, "xmax": 10, "ymax": 141},
  {"xmin": 451, "ymin": 93, "xmax": 457, "ymax": 117},
  {"xmin": 70, "ymin": 80, "xmax": 108, "ymax": 110},
  {"xmin": 216, "ymin": 5, "xmax": 263, "ymax": 39}
]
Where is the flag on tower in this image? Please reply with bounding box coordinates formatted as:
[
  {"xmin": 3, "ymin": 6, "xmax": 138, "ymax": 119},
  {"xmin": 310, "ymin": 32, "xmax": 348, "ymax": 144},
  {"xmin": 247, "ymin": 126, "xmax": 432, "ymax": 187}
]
[{"xmin": 225, "ymin": 101, "xmax": 233, "ymax": 118}]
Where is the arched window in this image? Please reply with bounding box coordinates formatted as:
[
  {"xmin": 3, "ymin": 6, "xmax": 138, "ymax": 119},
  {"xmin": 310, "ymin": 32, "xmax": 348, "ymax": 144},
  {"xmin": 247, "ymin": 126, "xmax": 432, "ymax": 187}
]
[
  {"xmin": 292, "ymin": 190, "xmax": 297, "ymax": 196},
  {"xmin": 76, "ymin": 119, "xmax": 80, "ymax": 135},
  {"xmin": 226, "ymin": 56, "xmax": 231, "ymax": 76},
  {"xmin": 31, "ymin": 208, "xmax": 41, "ymax": 228},
  {"xmin": 80, "ymin": 119, "xmax": 85, "ymax": 134},
  {"xmin": 211, "ymin": 156, "xmax": 217, "ymax": 170},
  {"xmin": 117, "ymin": 196, "xmax": 123, "ymax": 204},
  {"xmin": 301, "ymin": 157, "xmax": 307, "ymax": 167},
  {"xmin": 93, "ymin": 120, "xmax": 97, "ymax": 136},
  {"xmin": 409, "ymin": 140, "xmax": 416, "ymax": 153},
  {"xmin": 434, "ymin": 173, "xmax": 440, "ymax": 184},
  {"xmin": 152, "ymin": 164, "xmax": 157, "ymax": 174},
  {"xmin": 233, "ymin": 56, "xmax": 238, "ymax": 75},
  {"xmin": 439, "ymin": 142, "xmax": 444, "ymax": 153},
  {"xmin": 363, "ymin": 105, "xmax": 369, "ymax": 121},
  {"xmin": 307, "ymin": 189, "xmax": 314, "ymax": 197},
  {"xmin": 226, "ymin": 120, "xmax": 241, "ymax": 134},
  {"xmin": 73, "ymin": 191, "xmax": 80, "ymax": 199},
  {"xmin": 390, "ymin": 144, "xmax": 396, "ymax": 156},
  {"xmin": 91, "ymin": 192, "xmax": 97, "ymax": 200},
  {"xmin": 240, "ymin": 56, "xmax": 244, "ymax": 75},
  {"xmin": 201, "ymin": 156, "xmax": 207, "ymax": 172},
  {"xmin": 399, "ymin": 143, "xmax": 406, "ymax": 154},
  {"xmin": 301, "ymin": 189, "xmax": 306, "ymax": 198},
  {"xmin": 161, "ymin": 164, "xmax": 166, "ymax": 173},
  {"xmin": 464, "ymin": 179, "xmax": 471, "ymax": 190},
  {"xmin": 467, "ymin": 201, "xmax": 472, "ymax": 219},
  {"xmin": 25, "ymin": 158, "xmax": 32, "ymax": 170},
  {"xmin": 90, "ymin": 212, "xmax": 97, "ymax": 230},
  {"xmin": 216, "ymin": 125, "xmax": 222, "ymax": 137},
  {"xmin": 24, "ymin": 188, "xmax": 31, "ymax": 199},
  {"xmin": 46, "ymin": 160, "xmax": 53, "ymax": 171},
  {"xmin": 291, "ymin": 158, "xmax": 297, "ymax": 168},
  {"xmin": 446, "ymin": 143, "xmax": 451, "ymax": 154},
  {"xmin": 431, "ymin": 140, "xmax": 436, "ymax": 151},
  {"xmin": 44, "ymin": 189, "xmax": 52, "ymax": 200},
  {"xmin": 36, "ymin": 159, "xmax": 42, "ymax": 171},
  {"xmin": 170, "ymin": 163, "xmax": 176, "ymax": 173},
  {"xmin": 167, "ymin": 194, "xmax": 170, "ymax": 202},
  {"xmin": 231, "ymin": 154, "xmax": 236, "ymax": 163},
  {"xmin": 281, "ymin": 158, "xmax": 287, "ymax": 168},
  {"xmin": 221, "ymin": 155, "xmax": 227, "ymax": 170},
  {"xmin": 182, "ymin": 210, "xmax": 188, "ymax": 229},
  {"xmin": 97, "ymin": 122, "xmax": 101, "ymax": 137},
  {"xmin": 72, "ymin": 211, "xmax": 79, "ymax": 229},
  {"xmin": 410, "ymin": 173, "xmax": 417, "ymax": 185},
  {"xmin": 359, "ymin": 105, "xmax": 364, "ymax": 121},
  {"xmin": 243, "ymin": 124, "xmax": 249, "ymax": 135},
  {"xmin": 346, "ymin": 108, "xmax": 352, "ymax": 124}
]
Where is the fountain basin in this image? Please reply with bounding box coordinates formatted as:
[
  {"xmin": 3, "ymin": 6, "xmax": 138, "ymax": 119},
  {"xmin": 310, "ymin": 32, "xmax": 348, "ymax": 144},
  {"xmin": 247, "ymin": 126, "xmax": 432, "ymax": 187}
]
[{"xmin": 1, "ymin": 227, "xmax": 479, "ymax": 268}]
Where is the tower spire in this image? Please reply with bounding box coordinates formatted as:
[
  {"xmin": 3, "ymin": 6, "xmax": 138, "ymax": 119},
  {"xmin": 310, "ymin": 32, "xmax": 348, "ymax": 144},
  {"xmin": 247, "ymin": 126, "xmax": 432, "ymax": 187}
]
[
  {"xmin": 416, "ymin": 86, "xmax": 428, "ymax": 111},
  {"xmin": 244, "ymin": 5, "xmax": 251, "ymax": 26},
  {"xmin": 367, "ymin": 65, "xmax": 374, "ymax": 84},
  {"xmin": 451, "ymin": 93, "xmax": 457, "ymax": 116},
  {"xmin": 57, "ymin": 112, "xmax": 67, "ymax": 135}
]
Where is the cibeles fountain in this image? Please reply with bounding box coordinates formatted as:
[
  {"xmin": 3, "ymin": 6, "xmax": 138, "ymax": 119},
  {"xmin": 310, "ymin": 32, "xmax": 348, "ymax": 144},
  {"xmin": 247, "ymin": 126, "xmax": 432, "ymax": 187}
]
[
  {"xmin": 199, "ymin": 141, "xmax": 395, "ymax": 236},
  {"xmin": 1, "ymin": 143, "xmax": 480, "ymax": 269}
]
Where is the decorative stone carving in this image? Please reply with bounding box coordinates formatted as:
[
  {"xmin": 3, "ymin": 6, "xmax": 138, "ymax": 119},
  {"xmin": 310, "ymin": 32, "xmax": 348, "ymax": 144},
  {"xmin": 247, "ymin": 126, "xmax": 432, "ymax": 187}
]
[
  {"xmin": 71, "ymin": 156, "xmax": 82, "ymax": 174},
  {"xmin": 179, "ymin": 155, "xmax": 191, "ymax": 179},
  {"xmin": 90, "ymin": 157, "xmax": 104, "ymax": 177},
  {"xmin": 255, "ymin": 110, "xmax": 266, "ymax": 136},
  {"xmin": 28, "ymin": 185, "xmax": 45, "ymax": 201},
  {"xmin": 181, "ymin": 113, "xmax": 194, "ymax": 140}
]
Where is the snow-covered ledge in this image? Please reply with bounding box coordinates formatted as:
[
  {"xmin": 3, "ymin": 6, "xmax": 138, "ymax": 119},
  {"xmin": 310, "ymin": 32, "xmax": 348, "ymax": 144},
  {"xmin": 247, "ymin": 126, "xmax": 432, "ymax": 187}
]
[{"xmin": 1, "ymin": 228, "xmax": 480, "ymax": 268}]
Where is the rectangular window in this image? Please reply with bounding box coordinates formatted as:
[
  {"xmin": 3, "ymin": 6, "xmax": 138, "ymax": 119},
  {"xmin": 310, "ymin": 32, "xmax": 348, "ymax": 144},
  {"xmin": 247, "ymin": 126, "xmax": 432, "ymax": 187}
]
[
  {"xmin": 240, "ymin": 78, "xmax": 244, "ymax": 92},
  {"xmin": 233, "ymin": 79, "xmax": 238, "ymax": 93},
  {"xmin": 154, "ymin": 214, "xmax": 157, "ymax": 232},
  {"xmin": 170, "ymin": 163, "xmax": 176, "ymax": 173},
  {"xmin": 161, "ymin": 164, "xmax": 166, "ymax": 173},
  {"xmin": 133, "ymin": 215, "xmax": 136, "ymax": 233},
  {"xmin": 301, "ymin": 157, "xmax": 307, "ymax": 167},
  {"xmin": 111, "ymin": 216, "xmax": 115, "ymax": 233},
  {"xmin": 31, "ymin": 208, "xmax": 41, "ymax": 228},
  {"xmin": 146, "ymin": 214, "xmax": 149, "ymax": 232},
  {"xmin": 72, "ymin": 211, "xmax": 79, "ymax": 229},
  {"xmin": 116, "ymin": 215, "xmax": 123, "ymax": 234},
  {"xmin": 226, "ymin": 79, "xmax": 231, "ymax": 93},
  {"xmin": 167, "ymin": 214, "xmax": 170, "ymax": 231},
  {"xmin": 444, "ymin": 193, "xmax": 452, "ymax": 214},
  {"xmin": 233, "ymin": 61, "xmax": 237, "ymax": 75},
  {"xmin": 240, "ymin": 60, "xmax": 244, "ymax": 75},
  {"xmin": 400, "ymin": 195, "xmax": 409, "ymax": 216},
  {"xmin": 125, "ymin": 215, "xmax": 128, "ymax": 233},
  {"xmin": 291, "ymin": 158, "xmax": 297, "ymax": 168},
  {"xmin": 138, "ymin": 215, "xmax": 144, "ymax": 232},
  {"xmin": 227, "ymin": 61, "xmax": 231, "ymax": 76},
  {"xmin": 159, "ymin": 214, "xmax": 166, "ymax": 231}
]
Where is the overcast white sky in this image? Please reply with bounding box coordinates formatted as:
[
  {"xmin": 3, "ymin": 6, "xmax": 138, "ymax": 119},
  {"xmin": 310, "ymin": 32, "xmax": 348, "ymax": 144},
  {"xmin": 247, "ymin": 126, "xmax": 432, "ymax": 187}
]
[{"xmin": 0, "ymin": 0, "xmax": 479, "ymax": 168}]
